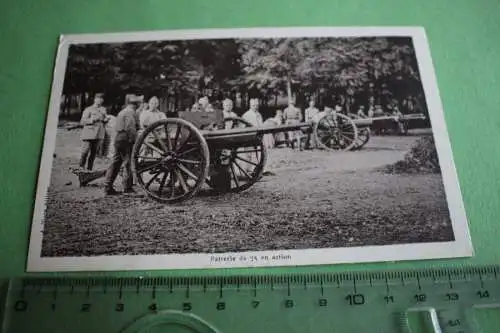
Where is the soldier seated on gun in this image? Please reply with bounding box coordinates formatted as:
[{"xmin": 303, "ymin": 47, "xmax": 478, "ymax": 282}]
[
  {"xmin": 372, "ymin": 104, "xmax": 386, "ymax": 117},
  {"xmin": 357, "ymin": 105, "xmax": 368, "ymax": 118},
  {"xmin": 199, "ymin": 96, "xmax": 215, "ymax": 112},
  {"xmin": 191, "ymin": 102, "xmax": 201, "ymax": 112},
  {"xmin": 104, "ymin": 95, "xmax": 142, "ymax": 196},
  {"xmin": 222, "ymin": 98, "xmax": 238, "ymax": 129},
  {"xmin": 391, "ymin": 105, "xmax": 403, "ymax": 118},
  {"xmin": 391, "ymin": 105, "xmax": 406, "ymax": 134}
]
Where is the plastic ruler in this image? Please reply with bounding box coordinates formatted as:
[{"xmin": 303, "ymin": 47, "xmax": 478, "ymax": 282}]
[{"xmin": 2, "ymin": 265, "xmax": 500, "ymax": 332}]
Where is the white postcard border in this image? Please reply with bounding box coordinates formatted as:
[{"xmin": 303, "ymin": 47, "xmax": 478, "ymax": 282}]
[{"xmin": 26, "ymin": 26, "xmax": 473, "ymax": 272}]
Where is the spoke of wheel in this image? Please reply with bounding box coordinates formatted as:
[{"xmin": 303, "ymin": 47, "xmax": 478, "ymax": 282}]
[
  {"xmin": 326, "ymin": 118, "xmax": 336, "ymax": 128},
  {"xmin": 236, "ymin": 148, "xmax": 262, "ymax": 154},
  {"xmin": 319, "ymin": 133, "xmax": 330, "ymax": 141},
  {"xmin": 340, "ymin": 134, "xmax": 355, "ymax": 142},
  {"xmin": 152, "ymin": 129, "xmax": 169, "ymax": 153},
  {"xmin": 177, "ymin": 163, "xmax": 199, "ymax": 181},
  {"xmin": 163, "ymin": 124, "xmax": 173, "ymax": 151},
  {"xmin": 321, "ymin": 119, "xmax": 336, "ymax": 133},
  {"xmin": 175, "ymin": 168, "xmax": 189, "ymax": 193},
  {"xmin": 320, "ymin": 136, "xmax": 331, "ymax": 144},
  {"xmin": 233, "ymin": 160, "xmax": 253, "ymax": 180},
  {"xmin": 340, "ymin": 125, "xmax": 355, "ymax": 133},
  {"xmin": 176, "ymin": 158, "xmax": 201, "ymax": 165},
  {"xmin": 230, "ymin": 164, "xmax": 240, "ymax": 188},
  {"xmin": 144, "ymin": 142, "xmax": 166, "ymax": 156},
  {"xmin": 234, "ymin": 155, "xmax": 258, "ymax": 166},
  {"xmin": 318, "ymin": 126, "xmax": 330, "ymax": 134},
  {"xmin": 319, "ymin": 120, "xmax": 329, "ymax": 129},
  {"xmin": 145, "ymin": 170, "xmax": 163, "ymax": 189},
  {"xmin": 136, "ymin": 155, "xmax": 162, "ymax": 161},
  {"xmin": 158, "ymin": 171, "xmax": 169, "ymax": 195},
  {"xmin": 176, "ymin": 129, "xmax": 192, "ymax": 153},
  {"xmin": 317, "ymin": 129, "xmax": 329, "ymax": 137},
  {"xmin": 251, "ymin": 146, "xmax": 261, "ymax": 159},
  {"xmin": 173, "ymin": 124, "xmax": 181, "ymax": 150},
  {"xmin": 137, "ymin": 160, "xmax": 164, "ymax": 174},
  {"xmin": 169, "ymin": 171, "xmax": 176, "ymax": 199},
  {"xmin": 325, "ymin": 138, "xmax": 339, "ymax": 149},
  {"xmin": 177, "ymin": 146, "xmax": 199, "ymax": 158}
]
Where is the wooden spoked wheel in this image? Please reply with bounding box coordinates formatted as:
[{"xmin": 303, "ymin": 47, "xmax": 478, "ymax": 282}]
[
  {"xmin": 206, "ymin": 117, "xmax": 267, "ymax": 193},
  {"xmin": 313, "ymin": 112, "xmax": 359, "ymax": 151},
  {"xmin": 131, "ymin": 118, "xmax": 210, "ymax": 203},
  {"xmin": 353, "ymin": 127, "xmax": 371, "ymax": 150},
  {"xmin": 346, "ymin": 114, "xmax": 371, "ymax": 150}
]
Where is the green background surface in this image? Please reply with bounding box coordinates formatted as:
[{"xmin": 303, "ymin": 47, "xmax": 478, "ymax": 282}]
[{"xmin": 0, "ymin": 0, "xmax": 499, "ymax": 279}]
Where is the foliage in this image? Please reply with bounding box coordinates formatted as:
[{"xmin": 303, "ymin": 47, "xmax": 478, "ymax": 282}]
[
  {"xmin": 62, "ymin": 36, "xmax": 426, "ymax": 112},
  {"xmin": 382, "ymin": 135, "xmax": 441, "ymax": 174}
]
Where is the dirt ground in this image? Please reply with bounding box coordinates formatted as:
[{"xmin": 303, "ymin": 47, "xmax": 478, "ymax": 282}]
[{"xmin": 40, "ymin": 126, "xmax": 455, "ymax": 257}]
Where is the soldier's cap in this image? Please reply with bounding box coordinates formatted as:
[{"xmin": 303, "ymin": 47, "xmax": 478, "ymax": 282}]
[{"xmin": 125, "ymin": 95, "xmax": 143, "ymax": 104}]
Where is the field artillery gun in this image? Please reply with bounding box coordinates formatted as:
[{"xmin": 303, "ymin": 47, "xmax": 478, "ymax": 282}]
[
  {"xmin": 346, "ymin": 113, "xmax": 428, "ymax": 150},
  {"xmin": 130, "ymin": 108, "xmax": 359, "ymax": 203},
  {"xmin": 67, "ymin": 107, "xmax": 426, "ymax": 196}
]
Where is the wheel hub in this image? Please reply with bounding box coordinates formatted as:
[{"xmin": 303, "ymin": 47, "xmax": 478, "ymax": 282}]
[{"xmin": 161, "ymin": 152, "xmax": 178, "ymax": 167}]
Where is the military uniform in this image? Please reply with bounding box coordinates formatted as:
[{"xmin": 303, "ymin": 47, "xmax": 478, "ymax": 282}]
[
  {"xmin": 79, "ymin": 104, "xmax": 107, "ymax": 170},
  {"xmin": 241, "ymin": 109, "xmax": 263, "ymax": 126},
  {"xmin": 104, "ymin": 99, "xmax": 140, "ymax": 194},
  {"xmin": 305, "ymin": 106, "xmax": 319, "ymax": 149},
  {"xmin": 283, "ymin": 105, "xmax": 303, "ymax": 149}
]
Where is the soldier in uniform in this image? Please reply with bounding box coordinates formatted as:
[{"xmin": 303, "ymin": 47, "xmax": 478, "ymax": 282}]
[
  {"xmin": 191, "ymin": 102, "xmax": 201, "ymax": 112},
  {"xmin": 79, "ymin": 93, "xmax": 108, "ymax": 170},
  {"xmin": 242, "ymin": 98, "xmax": 263, "ymax": 126},
  {"xmin": 139, "ymin": 96, "xmax": 166, "ymax": 130},
  {"xmin": 221, "ymin": 98, "xmax": 238, "ymax": 130},
  {"xmin": 304, "ymin": 99, "xmax": 319, "ymax": 149},
  {"xmin": 283, "ymin": 97, "xmax": 303, "ymax": 150},
  {"xmin": 199, "ymin": 96, "xmax": 215, "ymax": 112},
  {"xmin": 222, "ymin": 98, "xmax": 237, "ymax": 119},
  {"xmin": 104, "ymin": 95, "xmax": 142, "ymax": 195},
  {"xmin": 240, "ymin": 98, "xmax": 264, "ymax": 173}
]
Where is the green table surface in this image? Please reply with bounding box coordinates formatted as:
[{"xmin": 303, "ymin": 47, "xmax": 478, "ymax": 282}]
[{"xmin": 0, "ymin": 0, "xmax": 499, "ymax": 279}]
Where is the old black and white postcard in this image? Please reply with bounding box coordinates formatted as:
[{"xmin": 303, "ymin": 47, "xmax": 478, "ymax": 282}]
[{"xmin": 27, "ymin": 27, "xmax": 473, "ymax": 272}]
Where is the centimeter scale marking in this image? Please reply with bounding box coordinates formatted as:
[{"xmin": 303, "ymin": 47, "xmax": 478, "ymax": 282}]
[{"xmin": 2, "ymin": 265, "xmax": 500, "ymax": 333}]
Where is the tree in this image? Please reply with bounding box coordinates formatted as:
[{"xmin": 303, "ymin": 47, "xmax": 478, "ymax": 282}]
[
  {"xmin": 61, "ymin": 35, "xmax": 428, "ymax": 117},
  {"xmin": 238, "ymin": 37, "xmax": 395, "ymax": 103},
  {"xmin": 238, "ymin": 38, "xmax": 310, "ymax": 101}
]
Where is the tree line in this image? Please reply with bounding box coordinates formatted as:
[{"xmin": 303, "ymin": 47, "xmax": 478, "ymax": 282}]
[{"xmin": 61, "ymin": 36, "xmax": 428, "ymax": 119}]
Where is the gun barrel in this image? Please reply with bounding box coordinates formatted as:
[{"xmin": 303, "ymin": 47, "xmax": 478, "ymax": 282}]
[{"xmin": 202, "ymin": 122, "xmax": 312, "ymax": 140}]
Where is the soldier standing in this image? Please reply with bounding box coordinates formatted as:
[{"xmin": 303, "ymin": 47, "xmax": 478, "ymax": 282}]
[
  {"xmin": 79, "ymin": 93, "xmax": 108, "ymax": 170},
  {"xmin": 242, "ymin": 98, "xmax": 263, "ymax": 126},
  {"xmin": 304, "ymin": 99, "xmax": 319, "ymax": 149},
  {"xmin": 240, "ymin": 98, "xmax": 264, "ymax": 173},
  {"xmin": 283, "ymin": 97, "xmax": 303, "ymax": 150},
  {"xmin": 104, "ymin": 95, "xmax": 141, "ymax": 195}
]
